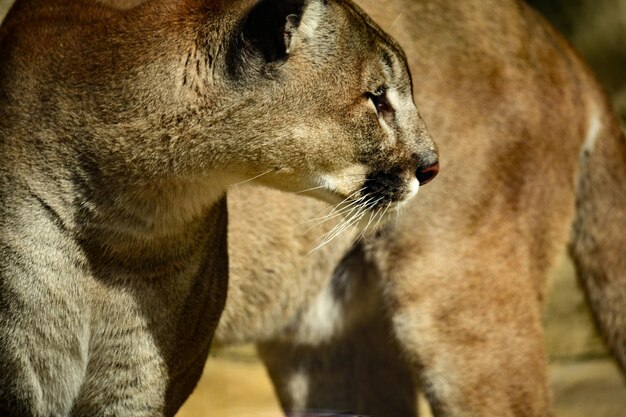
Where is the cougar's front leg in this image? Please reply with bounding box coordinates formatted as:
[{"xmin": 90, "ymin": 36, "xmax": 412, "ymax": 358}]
[
  {"xmin": 258, "ymin": 310, "xmax": 418, "ymax": 417},
  {"xmin": 379, "ymin": 250, "xmax": 551, "ymax": 417}
]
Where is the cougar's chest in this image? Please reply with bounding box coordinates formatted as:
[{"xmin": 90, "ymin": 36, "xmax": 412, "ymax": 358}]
[{"xmin": 78, "ymin": 197, "xmax": 229, "ymax": 414}]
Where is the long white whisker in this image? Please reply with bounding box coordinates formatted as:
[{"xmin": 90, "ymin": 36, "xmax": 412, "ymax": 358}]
[
  {"xmin": 230, "ymin": 169, "xmax": 274, "ymax": 187},
  {"xmin": 311, "ymin": 198, "xmax": 366, "ymax": 239},
  {"xmin": 322, "ymin": 208, "xmax": 363, "ymax": 243},
  {"xmin": 311, "ymin": 214, "xmax": 359, "ymax": 253},
  {"xmin": 301, "ymin": 187, "xmax": 367, "ymax": 227},
  {"xmin": 304, "ymin": 202, "xmax": 363, "ymax": 231},
  {"xmin": 314, "ymin": 196, "xmax": 377, "ymax": 249},
  {"xmin": 354, "ymin": 198, "xmax": 385, "ymax": 242},
  {"xmin": 294, "ymin": 177, "xmax": 364, "ymax": 195},
  {"xmin": 372, "ymin": 202, "xmax": 392, "ymax": 232},
  {"xmin": 324, "ymin": 187, "xmax": 366, "ymax": 217},
  {"xmin": 305, "ymin": 193, "xmax": 369, "ymax": 226},
  {"xmin": 395, "ymin": 205, "xmax": 402, "ymax": 231},
  {"xmin": 294, "ymin": 184, "xmax": 326, "ymax": 194},
  {"xmin": 311, "ymin": 207, "xmax": 360, "ymax": 252}
]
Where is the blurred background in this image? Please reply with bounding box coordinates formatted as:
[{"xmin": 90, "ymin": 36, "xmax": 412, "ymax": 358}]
[
  {"xmin": 527, "ymin": 0, "xmax": 626, "ymax": 124},
  {"xmin": 1, "ymin": 0, "xmax": 624, "ymax": 416}
]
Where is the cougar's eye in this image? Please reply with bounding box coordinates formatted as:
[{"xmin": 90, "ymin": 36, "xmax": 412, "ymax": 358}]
[{"xmin": 366, "ymin": 86, "xmax": 392, "ymax": 115}]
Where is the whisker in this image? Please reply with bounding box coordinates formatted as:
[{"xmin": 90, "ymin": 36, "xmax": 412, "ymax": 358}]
[
  {"xmin": 310, "ymin": 208, "xmax": 360, "ymax": 252},
  {"xmin": 304, "ymin": 202, "xmax": 362, "ymax": 230},
  {"xmin": 311, "ymin": 213, "xmax": 359, "ymax": 252},
  {"xmin": 324, "ymin": 187, "xmax": 366, "ymax": 216},
  {"xmin": 294, "ymin": 177, "xmax": 364, "ymax": 195},
  {"xmin": 230, "ymin": 169, "xmax": 274, "ymax": 187},
  {"xmin": 294, "ymin": 184, "xmax": 326, "ymax": 194},
  {"xmin": 321, "ymin": 207, "xmax": 365, "ymax": 243},
  {"xmin": 354, "ymin": 197, "xmax": 385, "ymax": 242},
  {"xmin": 301, "ymin": 187, "xmax": 366, "ymax": 227},
  {"xmin": 395, "ymin": 205, "xmax": 402, "ymax": 231},
  {"xmin": 313, "ymin": 195, "xmax": 378, "ymax": 250},
  {"xmin": 311, "ymin": 200, "xmax": 365, "ymax": 240},
  {"xmin": 305, "ymin": 193, "xmax": 368, "ymax": 225},
  {"xmin": 372, "ymin": 202, "xmax": 392, "ymax": 232},
  {"xmin": 390, "ymin": 12, "xmax": 404, "ymax": 30}
]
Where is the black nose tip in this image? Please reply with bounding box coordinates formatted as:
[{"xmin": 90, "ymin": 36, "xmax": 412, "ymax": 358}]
[{"xmin": 416, "ymin": 161, "xmax": 439, "ymax": 186}]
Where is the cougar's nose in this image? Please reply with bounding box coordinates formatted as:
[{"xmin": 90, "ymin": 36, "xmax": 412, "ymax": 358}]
[{"xmin": 416, "ymin": 161, "xmax": 439, "ymax": 186}]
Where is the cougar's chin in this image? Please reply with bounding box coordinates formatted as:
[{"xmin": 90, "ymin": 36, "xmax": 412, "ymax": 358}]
[{"xmin": 397, "ymin": 176, "xmax": 420, "ymax": 207}]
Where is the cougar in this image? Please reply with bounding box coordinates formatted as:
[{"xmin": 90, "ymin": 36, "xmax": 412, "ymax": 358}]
[
  {"xmin": 0, "ymin": 0, "xmax": 438, "ymax": 416},
  {"xmin": 216, "ymin": 0, "xmax": 626, "ymax": 415}
]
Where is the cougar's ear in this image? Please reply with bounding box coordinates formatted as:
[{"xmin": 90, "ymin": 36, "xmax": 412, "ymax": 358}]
[{"xmin": 229, "ymin": 0, "xmax": 327, "ymax": 75}]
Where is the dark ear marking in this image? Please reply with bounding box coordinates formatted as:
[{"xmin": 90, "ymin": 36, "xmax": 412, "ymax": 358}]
[
  {"xmin": 242, "ymin": 0, "xmax": 306, "ymax": 62},
  {"xmin": 227, "ymin": 0, "xmax": 325, "ymax": 79}
]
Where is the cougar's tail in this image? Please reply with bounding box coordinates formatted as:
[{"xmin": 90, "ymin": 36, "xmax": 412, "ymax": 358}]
[{"xmin": 570, "ymin": 104, "xmax": 626, "ymax": 374}]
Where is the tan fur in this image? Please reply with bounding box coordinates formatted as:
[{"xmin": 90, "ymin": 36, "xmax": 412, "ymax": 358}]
[
  {"xmin": 217, "ymin": 0, "xmax": 626, "ymax": 415},
  {"xmin": 527, "ymin": 0, "xmax": 626, "ymax": 376},
  {"xmin": 571, "ymin": 112, "xmax": 626, "ymax": 374},
  {"xmin": 527, "ymin": 0, "xmax": 626, "ymax": 122},
  {"xmin": 0, "ymin": 0, "xmax": 437, "ymax": 416}
]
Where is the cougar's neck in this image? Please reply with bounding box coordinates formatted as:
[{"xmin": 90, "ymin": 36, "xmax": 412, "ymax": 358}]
[{"xmin": 77, "ymin": 189, "xmax": 229, "ymax": 283}]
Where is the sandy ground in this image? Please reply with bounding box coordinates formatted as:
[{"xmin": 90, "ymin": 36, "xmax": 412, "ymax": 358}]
[
  {"xmin": 551, "ymin": 360, "xmax": 626, "ymax": 417},
  {"xmin": 176, "ymin": 348, "xmax": 626, "ymax": 417},
  {"xmin": 176, "ymin": 347, "xmax": 434, "ymax": 417},
  {"xmin": 0, "ymin": 0, "xmax": 9, "ymax": 18},
  {"xmin": 176, "ymin": 352, "xmax": 281, "ymax": 417}
]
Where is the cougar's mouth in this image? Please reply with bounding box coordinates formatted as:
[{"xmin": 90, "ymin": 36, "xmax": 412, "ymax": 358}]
[
  {"xmin": 308, "ymin": 168, "xmax": 420, "ymax": 213},
  {"xmin": 312, "ymin": 158, "xmax": 439, "ymax": 212},
  {"xmin": 305, "ymin": 161, "xmax": 439, "ymax": 251},
  {"xmin": 361, "ymin": 170, "xmax": 420, "ymax": 210},
  {"xmin": 306, "ymin": 171, "xmax": 415, "ymax": 239}
]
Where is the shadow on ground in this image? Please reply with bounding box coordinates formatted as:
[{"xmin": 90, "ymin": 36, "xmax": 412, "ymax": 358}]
[{"xmin": 176, "ymin": 347, "xmax": 626, "ymax": 417}]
